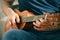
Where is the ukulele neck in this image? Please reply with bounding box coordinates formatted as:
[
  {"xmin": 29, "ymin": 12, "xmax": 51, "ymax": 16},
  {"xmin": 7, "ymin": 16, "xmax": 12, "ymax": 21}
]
[
  {"xmin": 21, "ymin": 15, "xmax": 45, "ymax": 22},
  {"xmin": 21, "ymin": 15, "xmax": 60, "ymax": 26}
]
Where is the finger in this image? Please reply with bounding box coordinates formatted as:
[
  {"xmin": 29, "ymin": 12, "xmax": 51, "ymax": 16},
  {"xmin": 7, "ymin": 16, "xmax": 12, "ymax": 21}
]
[
  {"xmin": 8, "ymin": 19, "xmax": 18, "ymax": 29},
  {"xmin": 43, "ymin": 12, "xmax": 47, "ymax": 15},
  {"xmin": 5, "ymin": 20, "xmax": 12, "ymax": 31},
  {"xmin": 7, "ymin": 18, "xmax": 12, "ymax": 26},
  {"xmin": 16, "ymin": 14, "xmax": 20, "ymax": 23},
  {"xmin": 8, "ymin": 20, "xmax": 11, "ymax": 25},
  {"xmin": 39, "ymin": 18, "xmax": 46, "ymax": 23},
  {"xmin": 8, "ymin": 17, "xmax": 18, "ymax": 29},
  {"xmin": 11, "ymin": 17, "xmax": 16, "ymax": 24},
  {"xmin": 35, "ymin": 20, "xmax": 41, "ymax": 25},
  {"xmin": 43, "ymin": 12, "xmax": 51, "ymax": 19},
  {"xmin": 7, "ymin": 21, "xmax": 12, "ymax": 30},
  {"xmin": 43, "ymin": 12, "xmax": 53, "ymax": 17},
  {"xmin": 34, "ymin": 26, "xmax": 41, "ymax": 30},
  {"xmin": 33, "ymin": 22, "xmax": 41, "ymax": 27},
  {"xmin": 7, "ymin": 19, "xmax": 14, "ymax": 29},
  {"xmin": 12, "ymin": 23, "xmax": 18, "ymax": 29},
  {"xmin": 43, "ymin": 12, "xmax": 50, "ymax": 15}
]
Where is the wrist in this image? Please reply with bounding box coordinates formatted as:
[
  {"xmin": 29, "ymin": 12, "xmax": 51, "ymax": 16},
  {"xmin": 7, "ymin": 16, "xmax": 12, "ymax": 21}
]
[{"xmin": 7, "ymin": 8, "xmax": 15, "ymax": 16}]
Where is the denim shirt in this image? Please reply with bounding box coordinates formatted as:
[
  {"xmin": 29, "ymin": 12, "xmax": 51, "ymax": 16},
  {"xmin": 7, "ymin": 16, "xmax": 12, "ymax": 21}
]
[{"xmin": 18, "ymin": 0, "xmax": 60, "ymax": 15}]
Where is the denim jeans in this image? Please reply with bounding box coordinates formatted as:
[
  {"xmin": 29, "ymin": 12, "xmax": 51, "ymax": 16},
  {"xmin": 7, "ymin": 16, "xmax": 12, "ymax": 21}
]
[{"xmin": 2, "ymin": 28, "xmax": 60, "ymax": 40}]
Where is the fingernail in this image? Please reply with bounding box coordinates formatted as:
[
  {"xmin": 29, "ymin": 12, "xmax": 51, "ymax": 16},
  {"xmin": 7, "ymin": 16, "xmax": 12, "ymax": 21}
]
[
  {"xmin": 33, "ymin": 22, "xmax": 35, "ymax": 24},
  {"xmin": 9, "ymin": 21, "xmax": 11, "ymax": 25},
  {"xmin": 17, "ymin": 19, "xmax": 20, "ymax": 23}
]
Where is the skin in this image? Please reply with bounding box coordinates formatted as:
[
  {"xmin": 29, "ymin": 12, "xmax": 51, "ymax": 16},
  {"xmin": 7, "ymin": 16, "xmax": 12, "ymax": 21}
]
[
  {"xmin": 2, "ymin": 0, "xmax": 20, "ymax": 29},
  {"xmin": 2, "ymin": 0, "xmax": 59, "ymax": 31}
]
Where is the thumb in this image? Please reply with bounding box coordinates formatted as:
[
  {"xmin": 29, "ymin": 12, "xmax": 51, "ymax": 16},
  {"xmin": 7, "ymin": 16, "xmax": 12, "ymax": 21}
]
[
  {"xmin": 43, "ymin": 12, "xmax": 50, "ymax": 15},
  {"xmin": 43, "ymin": 12, "xmax": 48, "ymax": 20},
  {"xmin": 16, "ymin": 14, "xmax": 20, "ymax": 23}
]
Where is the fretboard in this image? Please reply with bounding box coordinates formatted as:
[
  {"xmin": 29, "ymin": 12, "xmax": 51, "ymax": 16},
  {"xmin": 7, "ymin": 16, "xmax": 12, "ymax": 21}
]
[
  {"xmin": 21, "ymin": 15, "xmax": 45, "ymax": 22},
  {"xmin": 21, "ymin": 15, "xmax": 60, "ymax": 25}
]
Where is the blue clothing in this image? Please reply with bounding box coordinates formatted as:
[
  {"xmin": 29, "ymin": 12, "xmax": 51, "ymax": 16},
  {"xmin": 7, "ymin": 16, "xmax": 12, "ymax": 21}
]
[
  {"xmin": 2, "ymin": 29, "xmax": 60, "ymax": 40},
  {"xmin": 18, "ymin": 0, "xmax": 60, "ymax": 15}
]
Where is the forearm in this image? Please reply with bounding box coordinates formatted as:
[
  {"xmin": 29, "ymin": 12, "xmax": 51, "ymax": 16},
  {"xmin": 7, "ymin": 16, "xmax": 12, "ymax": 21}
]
[{"xmin": 1, "ymin": 0, "xmax": 14, "ymax": 16}]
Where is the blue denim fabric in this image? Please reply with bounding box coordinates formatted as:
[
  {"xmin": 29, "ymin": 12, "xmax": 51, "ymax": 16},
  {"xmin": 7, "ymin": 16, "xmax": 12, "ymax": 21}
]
[
  {"xmin": 18, "ymin": 0, "xmax": 60, "ymax": 15},
  {"xmin": 2, "ymin": 29, "xmax": 60, "ymax": 40}
]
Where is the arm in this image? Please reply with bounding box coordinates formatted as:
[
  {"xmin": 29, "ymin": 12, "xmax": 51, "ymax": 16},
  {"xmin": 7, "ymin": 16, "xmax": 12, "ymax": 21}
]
[
  {"xmin": 2, "ymin": 0, "xmax": 20, "ymax": 23},
  {"xmin": 2, "ymin": 0, "xmax": 20, "ymax": 29},
  {"xmin": 2, "ymin": 0, "xmax": 15, "ymax": 16}
]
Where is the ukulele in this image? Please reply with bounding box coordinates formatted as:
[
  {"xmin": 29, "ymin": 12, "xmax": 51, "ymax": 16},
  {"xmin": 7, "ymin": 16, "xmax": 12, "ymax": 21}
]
[{"xmin": 4, "ymin": 9, "xmax": 60, "ymax": 32}]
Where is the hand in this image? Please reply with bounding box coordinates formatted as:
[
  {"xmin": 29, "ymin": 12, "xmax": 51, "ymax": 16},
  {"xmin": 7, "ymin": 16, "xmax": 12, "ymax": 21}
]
[
  {"xmin": 33, "ymin": 12, "xmax": 58, "ymax": 31},
  {"xmin": 8, "ymin": 12, "xmax": 20, "ymax": 24},
  {"xmin": 5, "ymin": 19, "xmax": 18, "ymax": 32},
  {"xmin": 33, "ymin": 18, "xmax": 50, "ymax": 31},
  {"xmin": 6, "ymin": 9, "xmax": 20, "ymax": 29}
]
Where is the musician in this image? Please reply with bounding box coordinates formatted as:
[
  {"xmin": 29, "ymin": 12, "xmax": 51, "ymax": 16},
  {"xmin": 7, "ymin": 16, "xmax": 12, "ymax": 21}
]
[{"xmin": 2, "ymin": 0, "xmax": 60, "ymax": 40}]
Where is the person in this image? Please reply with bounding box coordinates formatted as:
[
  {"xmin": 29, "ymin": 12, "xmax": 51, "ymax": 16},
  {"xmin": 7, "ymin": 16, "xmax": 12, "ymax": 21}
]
[{"xmin": 2, "ymin": 0, "xmax": 60, "ymax": 40}]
